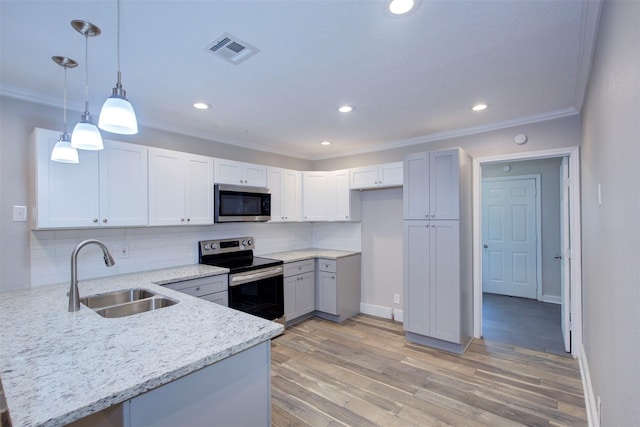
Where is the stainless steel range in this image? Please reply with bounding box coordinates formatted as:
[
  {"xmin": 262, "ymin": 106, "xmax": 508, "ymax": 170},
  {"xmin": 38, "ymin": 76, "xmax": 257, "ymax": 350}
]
[{"xmin": 199, "ymin": 237, "xmax": 285, "ymax": 324}]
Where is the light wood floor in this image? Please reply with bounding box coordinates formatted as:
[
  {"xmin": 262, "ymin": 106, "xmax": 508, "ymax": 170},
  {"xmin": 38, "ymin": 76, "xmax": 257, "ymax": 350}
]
[{"xmin": 271, "ymin": 315, "xmax": 586, "ymax": 426}]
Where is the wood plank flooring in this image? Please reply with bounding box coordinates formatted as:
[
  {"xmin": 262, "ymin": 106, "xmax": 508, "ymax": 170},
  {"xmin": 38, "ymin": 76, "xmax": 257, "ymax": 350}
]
[{"xmin": 271, "ymin": 315, "xmax": 586, "ymax": 427}]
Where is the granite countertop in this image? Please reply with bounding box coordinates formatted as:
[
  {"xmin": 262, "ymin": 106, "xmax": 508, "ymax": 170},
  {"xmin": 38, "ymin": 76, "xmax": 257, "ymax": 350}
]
[
  {"xmin": 0, "ymin": 265, "xmax": 283, "ymax": 427},
  {"xmin": 262, "ymin": 248, "xmax": 361, "ymax": 263}
]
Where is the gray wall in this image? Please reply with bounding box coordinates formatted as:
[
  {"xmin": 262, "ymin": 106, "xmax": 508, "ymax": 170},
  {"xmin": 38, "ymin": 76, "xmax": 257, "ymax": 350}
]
[
  {"xmin": 580, "ymin": 1, "xmax": 640, "ymax": 425},
  {"xmin": 482, "ymin": 158, "xmax": 562, "ymax": 299}
]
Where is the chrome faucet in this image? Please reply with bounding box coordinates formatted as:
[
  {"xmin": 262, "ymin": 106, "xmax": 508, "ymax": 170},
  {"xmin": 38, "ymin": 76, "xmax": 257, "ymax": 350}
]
[{"xmin": 69, "ymin": 239, "xmax": 116, "ymax": 312}]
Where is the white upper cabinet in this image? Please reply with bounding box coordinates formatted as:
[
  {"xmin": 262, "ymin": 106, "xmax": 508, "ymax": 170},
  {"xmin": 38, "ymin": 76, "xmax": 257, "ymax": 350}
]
[
  {"xmin": 350, "ymin": 161, "xmax": 403, "ymax": 190},
  {"xmin": 268, "ymin": 167, "xmax": 302, "ymax": 222},
  {"xmin": 214, "ymin": 159, "xmax": 267, "ymax": 187},
  {"xmin": 303, "ymin": 170, "xmax": 360, "ymax": 222},
  {"xmin": 33, "ymin": 128, "xmax": 148, "ymax": 229},
  {"xmin": 149, "ymin": 147, "xmax": 213, "ymax": 226},
  {"xmin": 302, "ymin": 171, "xmax": 329, "ymax": 221},
  {"xmin": 403, "ymin": 149, "xmax": 460, "ymax": 220}
]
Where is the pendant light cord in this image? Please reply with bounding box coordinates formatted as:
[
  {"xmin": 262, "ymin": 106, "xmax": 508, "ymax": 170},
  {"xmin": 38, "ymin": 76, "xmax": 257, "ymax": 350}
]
[
  {"xmin": 83, "ymin": 33, "xmax": 89, "ymax": 113},
  {"xmin": 63, "ymin": 66, "xmax": 68, "ymax": 133},
  {"xmin": 117, "ymin": 0, "xmax": 121, "ymax": 74}
]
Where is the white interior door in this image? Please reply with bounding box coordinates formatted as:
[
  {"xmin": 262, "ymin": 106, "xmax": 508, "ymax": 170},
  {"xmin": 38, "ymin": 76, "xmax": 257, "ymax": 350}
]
[
  {"xmin": 482, "ymin": 177, "xmax": 538, "ymax": 299},
  {"xmin": 560, "ymin": 157, "xmax": 571, "ymax": 353}
]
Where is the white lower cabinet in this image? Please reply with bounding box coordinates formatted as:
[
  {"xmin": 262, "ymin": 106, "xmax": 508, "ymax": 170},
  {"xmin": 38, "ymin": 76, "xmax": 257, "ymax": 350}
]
[
  {"xmin": 283, "ymin": 260, "xmax": 315, "ymax": 324},
  {"xmin": 32, "ymin": 128, "xmax": 148, "ymax": 229},
  {"xmin": 315, "ymin": 255, "xmax": 361, "ymax": 323},
  {"xmin": 162, "ymin": 275, "xmax": 228, "ymax": 306}
]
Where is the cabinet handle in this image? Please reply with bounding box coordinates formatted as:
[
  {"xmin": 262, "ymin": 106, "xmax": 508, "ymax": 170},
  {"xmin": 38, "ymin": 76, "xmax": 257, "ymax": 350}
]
[
  {"xmin": 332, "ymin": 276, "xmax": 335, "ymax": 279},
  {"xmin": 93, "ymin": 218, "xmax": 98, "ymax": 223},
  {"xmin": 181, "ymin": 218, "xmax": 185, "ymax": 222},
  {"xmin": 187, "ymin": 218, "xmax": 191, "ymax": 222},
  {"xmin": 102, "ymin": 218, "xmax": 108, "ymax": 223},
  {"xmin": 424, "ymin": 214, "xmax": 429, "ymax": 217},
  {"xmin": 431, "ymin": 224, "xmax": 435, "ymax": 228},
  {"xmin": 345, "ymin": 216, "xmax": 349, "ymax": 219},
  {"xmin": 195, "ymin": 286, "xmax": 201, "ymax": 291},
  {"xmin": 431, "ymin": 213, "xmax": 435, "ymax": 218}
]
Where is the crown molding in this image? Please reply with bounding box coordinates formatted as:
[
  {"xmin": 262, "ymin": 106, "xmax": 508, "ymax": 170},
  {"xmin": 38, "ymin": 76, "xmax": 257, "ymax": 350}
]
[
  {"xmin": 309, "ymin": 107, "xmax": 580, "ymax": 161},
  {"xmin": 572, "ymin": 0, "xmax": 603, "ymax": 112}
]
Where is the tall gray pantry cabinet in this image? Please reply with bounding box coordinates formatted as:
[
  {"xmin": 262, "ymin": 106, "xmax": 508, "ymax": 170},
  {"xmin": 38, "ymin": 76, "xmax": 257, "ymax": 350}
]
[{"xmin": 403, "ymin": 148, "xmax": 473, "ymax": 354}]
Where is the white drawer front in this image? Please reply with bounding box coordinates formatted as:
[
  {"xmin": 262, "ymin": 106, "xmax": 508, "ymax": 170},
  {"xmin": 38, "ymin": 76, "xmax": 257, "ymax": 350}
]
[
  {"xmin": 284, "ymin": 259, "xmax": 315, "ymax": 277},
  {"xmin": 317, "ymin": 259, "xmax": 337, "ymax": 273}
]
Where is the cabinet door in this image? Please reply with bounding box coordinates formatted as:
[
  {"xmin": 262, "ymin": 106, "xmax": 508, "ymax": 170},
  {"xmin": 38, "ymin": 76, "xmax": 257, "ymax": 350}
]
[
  {"xmin": 244, "ymin": 163, "xmax": 267, "ymax": 187},
  {"xmin": 99, "ymin": 140, "xmax": 148, "ymax": 227},
  {"xmin": 283, "ymin": 276, "xmax": 298, "ymax": 320},
  {"xmin": 302, "ymin": 172, "xmax": 329, "ymax": 221},
  {"xmin": 267, "ymin": 168, "xmax": 283, "ymax": 222},
  {"xmin": 148, "ymin": 148, "xmax": 186, "ymax": 226},
  {"xmin": 184, "ymin": 154, "xmax": 214, "ymax": 225},
  {"xmin": 429, "ymin": 220, "xmax": 460, "ymax": 342},
  {"xmin": 403, "ymin": 220, "xmax": 431, "ymax": 335},
  {"xmin": 379, "ymin": 162, "xmax": 403, "ymax": 187},
  {"xmin": 330, "ymin": 170, "xmax": 351, "ymax": 221},
  {"xmin": 350, "ymin": 165, "xmax": 378, "ymax": 189},
  {"xmin": 282, "ymin": 169, "xmax": 302, "ymax": 221},
  {"xmin": 214, "ymin": 159, "xmax": 243, "ymax": 185},
  {"xmin": 34, "ymin": 128, "xmax": 100, "ymax": 228},
  {"xmin": 429, "ymin": 149, "xmax": 459, "ymax": 220},
  {"xmin": 297, "ymin": 272, "xmax": 315, "ymax": 316},
  {"xmin": 317, "ymin": 271, "xmax": 338, "ymax": 315},
  {"xmin": 403, "ymin": 152, "xmax": 429, "ymax": 219}
]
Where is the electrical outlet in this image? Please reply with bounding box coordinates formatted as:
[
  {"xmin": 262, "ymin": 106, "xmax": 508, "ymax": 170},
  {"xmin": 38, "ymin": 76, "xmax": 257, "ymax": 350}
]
[
  {"xmin": 393, "ymin": 294, "xmax": 400, "ymax": 304},
  {"xmin": 120, "ymin": 246, "xmax": 129, "ymax": 258}
]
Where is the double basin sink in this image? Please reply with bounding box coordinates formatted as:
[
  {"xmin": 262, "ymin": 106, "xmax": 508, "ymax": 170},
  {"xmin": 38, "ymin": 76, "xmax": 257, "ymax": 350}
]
[{"xmin": 81, "ymin": 288, "xmax": 178, "ymax": 318}]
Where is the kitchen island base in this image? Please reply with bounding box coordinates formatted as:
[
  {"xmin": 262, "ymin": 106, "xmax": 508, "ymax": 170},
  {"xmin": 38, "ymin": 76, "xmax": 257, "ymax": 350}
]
[{"xmin": 69, "ymin": 341, "xmax": 271, "ymax": 427}]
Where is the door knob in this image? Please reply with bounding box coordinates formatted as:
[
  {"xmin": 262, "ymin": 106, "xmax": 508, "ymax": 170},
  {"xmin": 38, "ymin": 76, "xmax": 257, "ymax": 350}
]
[
  {"xmin": 483, "ymin": 244, "xmax": 488, "ymax": 248},
  {"xmin": 554, "ymin": 254, "xmax": 562, "ymax": 259}
]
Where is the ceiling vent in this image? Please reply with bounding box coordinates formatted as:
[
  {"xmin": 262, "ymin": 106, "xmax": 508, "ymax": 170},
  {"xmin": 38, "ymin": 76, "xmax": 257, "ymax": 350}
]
[{"xmin": 205, "ymin": 33, "xmax": 259, "ymax": 65}]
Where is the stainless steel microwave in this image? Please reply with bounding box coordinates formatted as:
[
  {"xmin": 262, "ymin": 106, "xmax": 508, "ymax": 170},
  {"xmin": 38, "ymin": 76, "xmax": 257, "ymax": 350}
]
[{"xmin": 214, "ymin": 184, "xmax": 271, "ymax": 223}]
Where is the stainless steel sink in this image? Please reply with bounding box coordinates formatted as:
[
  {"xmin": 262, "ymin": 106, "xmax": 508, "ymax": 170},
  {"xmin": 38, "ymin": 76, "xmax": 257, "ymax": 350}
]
[
  {"xmin": 94, "ymin": 297, "xmax": 178, "ymax": 318},
  {"xmin": 80, "ymin": 288, "xmax": 178, "ymax": 318},
  {"xmin": 80, "ymin": 288, "xmax": 156, "ymax": 309}
]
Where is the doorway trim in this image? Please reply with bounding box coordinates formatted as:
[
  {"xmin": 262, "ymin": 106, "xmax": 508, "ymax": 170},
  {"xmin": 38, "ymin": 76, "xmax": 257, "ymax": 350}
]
[
  {"xmin": 481, "ymin": 174, "xmax": 542, "ymax": 301},
  {"xmin": 472, "ymin": 146, "xmax": 582, "ymax": 357}
]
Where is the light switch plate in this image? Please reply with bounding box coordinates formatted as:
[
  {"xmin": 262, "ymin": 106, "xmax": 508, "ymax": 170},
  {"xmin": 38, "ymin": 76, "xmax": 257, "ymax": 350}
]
[{"xmin": 12, "ymin": 206, "xmax": 27, "ymax": 222}]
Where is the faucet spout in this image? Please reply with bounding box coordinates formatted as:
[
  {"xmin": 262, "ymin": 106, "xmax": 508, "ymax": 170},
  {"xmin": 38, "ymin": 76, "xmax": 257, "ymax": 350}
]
[{"xmin": 69, "ymin": 239, "xmax": 116, "ymax": 312}]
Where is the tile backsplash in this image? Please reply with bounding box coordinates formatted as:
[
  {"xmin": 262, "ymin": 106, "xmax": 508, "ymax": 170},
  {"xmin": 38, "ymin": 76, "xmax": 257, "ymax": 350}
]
[{"xmin": 30, "ymin": 222, "xmax": 361, "ymax": 287}]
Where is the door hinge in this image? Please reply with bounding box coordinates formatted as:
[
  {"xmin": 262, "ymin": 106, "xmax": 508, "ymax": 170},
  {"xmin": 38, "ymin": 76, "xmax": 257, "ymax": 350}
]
[{"xmin": 567, "ymin": 248, "xmax": 571, "ymax": 260}]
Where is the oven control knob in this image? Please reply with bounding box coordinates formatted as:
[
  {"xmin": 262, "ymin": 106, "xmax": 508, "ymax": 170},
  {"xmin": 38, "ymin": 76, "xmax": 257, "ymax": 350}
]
[
  {"xmin": 211, "ymin": 243, "xmax": 217, "ymax": 249},
  {"xmin": 247, "ymin": 239, "xmax": 253, "ymax": 246},
  {"xmin": 204, "ymin": 244, "xmax": 210, "ymax": 250},
  {"xmin": 241, "ymin": 240, "xmax": 247, "ymax": 246}
]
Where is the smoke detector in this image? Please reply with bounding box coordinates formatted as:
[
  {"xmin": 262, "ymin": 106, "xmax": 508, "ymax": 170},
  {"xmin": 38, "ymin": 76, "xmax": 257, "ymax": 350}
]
[{"xmin": 205, "ymin": 33, "xmax": 259, "ymax": 65}]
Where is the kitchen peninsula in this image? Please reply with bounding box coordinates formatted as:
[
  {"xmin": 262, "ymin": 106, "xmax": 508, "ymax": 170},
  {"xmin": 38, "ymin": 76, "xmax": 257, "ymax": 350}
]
[{"xmin": 0, "ymin": 265, "xmax": 283, "ymax": 427}]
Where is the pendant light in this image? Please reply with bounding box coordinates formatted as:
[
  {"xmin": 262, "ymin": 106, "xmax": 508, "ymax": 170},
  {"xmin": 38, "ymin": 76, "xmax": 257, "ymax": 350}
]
[
  {"xmin": 51, "ymin": 56, "xmax": 79, "ymax": 163},
  {"xmin": 70, "ymin": 20, "xmax": 104, "ymax": 151},
  {"xmin": 99, "ymin": 0, "xmax": 138, "ymax": 135}
]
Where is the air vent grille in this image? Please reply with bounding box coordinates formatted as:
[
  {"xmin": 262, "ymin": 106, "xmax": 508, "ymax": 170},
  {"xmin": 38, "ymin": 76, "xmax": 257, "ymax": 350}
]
[{"xmin": 205, "ymin": 33, "xmax": 259, "ymax": 65}]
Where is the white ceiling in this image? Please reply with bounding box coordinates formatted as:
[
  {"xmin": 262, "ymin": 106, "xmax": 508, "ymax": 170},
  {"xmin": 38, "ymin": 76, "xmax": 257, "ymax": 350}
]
[{"xmin": 0, "ymin": 0, "xmax": 601, "ymax": 160}]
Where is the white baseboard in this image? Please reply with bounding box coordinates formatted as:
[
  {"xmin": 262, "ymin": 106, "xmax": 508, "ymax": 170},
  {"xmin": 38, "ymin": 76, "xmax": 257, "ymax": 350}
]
[
  {"xmin": 360, "ymin": 303, "xmax": 404, "ymax": 323},
  {"xmin": 542, "ymin": 294, "xmax": 561, "ymax": 304},
  {"xmin": 579, "ymin": 343, "xmax": 599, "ymax": 427}
]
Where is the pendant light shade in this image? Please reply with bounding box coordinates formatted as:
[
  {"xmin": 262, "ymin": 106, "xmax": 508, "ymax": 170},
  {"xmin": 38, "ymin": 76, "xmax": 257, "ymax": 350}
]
[
  {"xmin": 99, "ymin": 0, "xmax": 138, "ymax": 135},
  {"xmin": 51, "ymin": 56, "xmax": 79, "ymax": 163},
  {"xmin": 70, "ymin": 19, "xmax": 104, "ymax": 151},
  {"xmin": 51, "ymin": 132, "xmax": 79, "ymax": 163}
]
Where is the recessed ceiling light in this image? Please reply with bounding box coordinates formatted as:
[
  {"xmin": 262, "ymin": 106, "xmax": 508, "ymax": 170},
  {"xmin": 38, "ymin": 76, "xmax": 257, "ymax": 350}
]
[
  {"xmin": 320, "ymin": 141, "xmax": 331, "ymax": 146},
  {"xmin": 338, "ymin": 105, "xmax": 353, "ymax": 113},
  {"xmin": 389, "ymin": 0, "xmax": 415, "ymax": 15},
  {"xmin": 193, "ymin": 102, "xmax": 211, "ymax": 110},
  {"xmin": 471, "ymin": 103, "xmax": 489, "ymax": 112}
]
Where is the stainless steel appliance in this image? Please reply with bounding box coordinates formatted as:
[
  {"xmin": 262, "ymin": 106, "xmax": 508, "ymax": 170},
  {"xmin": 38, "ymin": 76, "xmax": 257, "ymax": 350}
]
[
  {"xmin": 214, "ymin": 184, "xmax": 271, "ymax": 223},
  {"xmin": 199, "ymin": 237, "xmax": 284, "ymax": 324}
]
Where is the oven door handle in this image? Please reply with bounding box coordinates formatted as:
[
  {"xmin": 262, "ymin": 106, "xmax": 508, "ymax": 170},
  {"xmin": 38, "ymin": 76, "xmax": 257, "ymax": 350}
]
[{"xmin": 229, "ymin": 266, "xmax": 284, "ymax": 286}]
